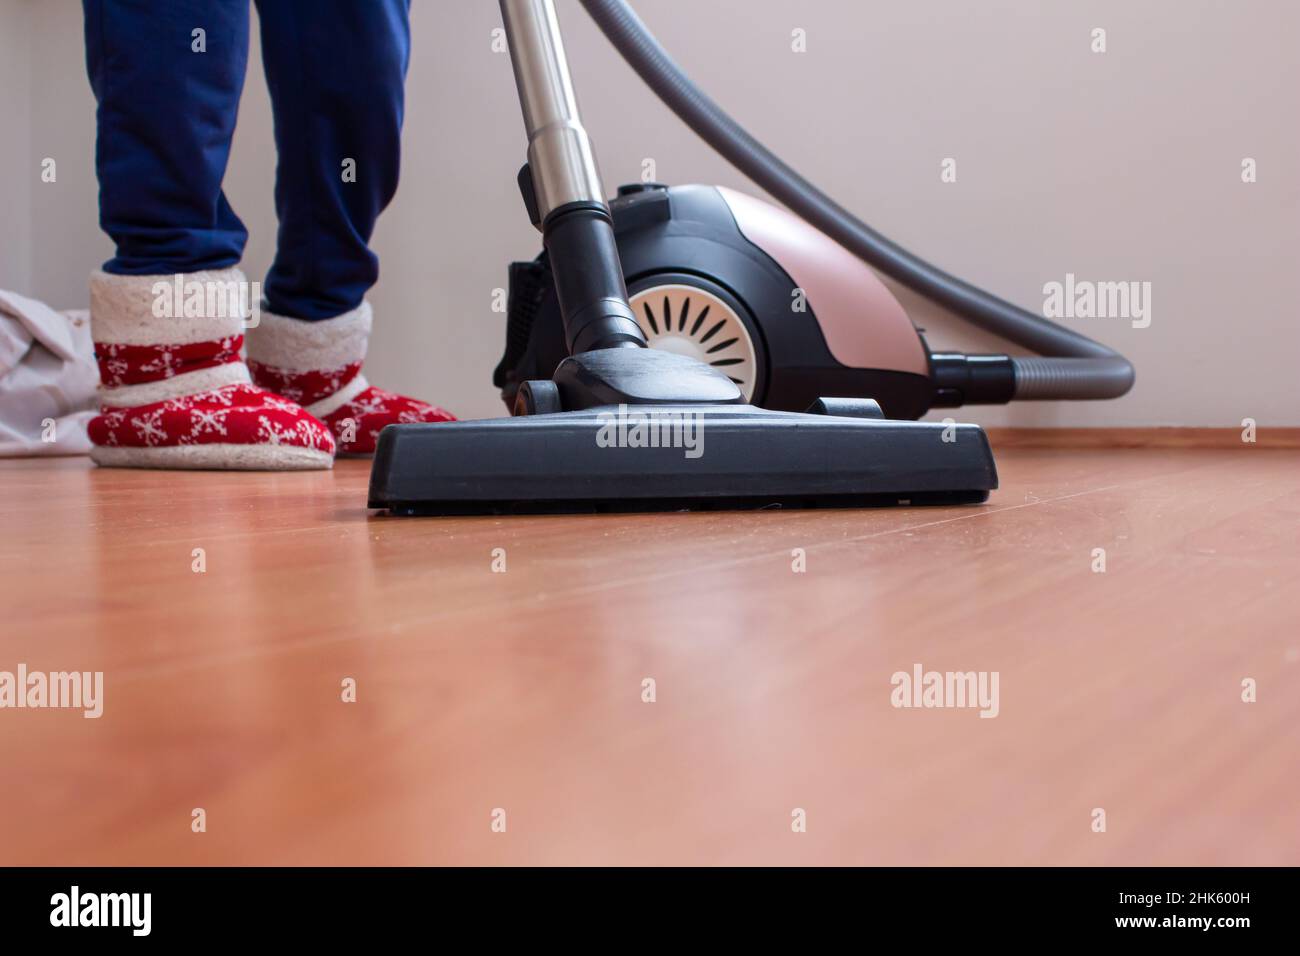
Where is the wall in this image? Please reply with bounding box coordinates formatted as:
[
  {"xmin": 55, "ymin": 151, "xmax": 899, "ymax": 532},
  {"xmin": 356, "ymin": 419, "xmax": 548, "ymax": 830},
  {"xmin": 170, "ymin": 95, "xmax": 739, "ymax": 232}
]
[
  {"xmin": 0, "ymin": 0, "xmax": 33, "ymax": 292},
  {"xmin": 5, "ymin": 0, "xmax": 1298, "ymax": 425}
]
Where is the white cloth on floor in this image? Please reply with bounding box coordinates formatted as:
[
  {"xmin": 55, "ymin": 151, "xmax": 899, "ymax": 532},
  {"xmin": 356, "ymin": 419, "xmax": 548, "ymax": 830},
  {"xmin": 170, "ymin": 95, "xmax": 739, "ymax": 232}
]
[{"xmin": 0, "ymin": 288, "xmax": 97, "ymax": 457}]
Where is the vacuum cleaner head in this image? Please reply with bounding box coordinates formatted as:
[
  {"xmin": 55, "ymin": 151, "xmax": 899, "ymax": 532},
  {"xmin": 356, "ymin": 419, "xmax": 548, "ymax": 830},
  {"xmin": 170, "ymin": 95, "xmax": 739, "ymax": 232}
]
[
  {"xmin": 374, "ymin": 348, "xmax": 996, "ymax": 516},
  {"xmin": 368, "ymin": 399, "xmax": 997, "ymax": 516}
]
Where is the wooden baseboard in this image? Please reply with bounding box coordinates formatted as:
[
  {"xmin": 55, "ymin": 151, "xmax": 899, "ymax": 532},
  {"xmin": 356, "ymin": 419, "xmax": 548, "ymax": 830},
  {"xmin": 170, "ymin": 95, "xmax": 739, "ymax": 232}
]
[{"xmin": 983, "ymin": 427, "xmax": 1300, "ymax": 449}]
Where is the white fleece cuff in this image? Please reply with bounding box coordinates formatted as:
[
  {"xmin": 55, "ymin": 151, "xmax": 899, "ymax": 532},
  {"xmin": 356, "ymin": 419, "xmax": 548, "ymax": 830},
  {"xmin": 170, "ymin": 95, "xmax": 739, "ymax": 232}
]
[
  {"xmin": 246, "ymin": 302, "xmax": 372, "ymax": 373},
  {"xmin": 90, "ymin": 268, "xmax": 251, "ymax": 346},
  {"xmin": 98, "ymin": 363, "xmax": 251, "ymax": 408},
  {"xmin": 305, "ymin": 373, "xmax": 370, "ymax": 418}
]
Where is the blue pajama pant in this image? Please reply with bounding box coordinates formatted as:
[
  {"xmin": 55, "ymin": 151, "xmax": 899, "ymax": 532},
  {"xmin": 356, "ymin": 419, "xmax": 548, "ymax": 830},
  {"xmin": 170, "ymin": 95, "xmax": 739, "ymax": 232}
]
[{"xmin": 83, "ymin": 0, "xmax": 411, "ymax": 320}]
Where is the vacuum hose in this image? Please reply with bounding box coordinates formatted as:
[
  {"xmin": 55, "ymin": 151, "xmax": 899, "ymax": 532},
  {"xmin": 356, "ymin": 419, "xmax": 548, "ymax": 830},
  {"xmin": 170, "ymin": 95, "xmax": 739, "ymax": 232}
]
[{"xmin": 579, "ymin": 0, "xmax": 1134, "ymax": 401}]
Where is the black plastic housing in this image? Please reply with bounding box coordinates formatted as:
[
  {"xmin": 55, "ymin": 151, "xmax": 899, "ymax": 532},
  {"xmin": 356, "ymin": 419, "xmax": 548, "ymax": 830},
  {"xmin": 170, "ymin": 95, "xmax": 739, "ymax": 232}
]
[
  {"xmin": 542, "ymin": 201, "xmax": 644, "ymax": 354},
  {"xmin": 368, "ymin": 404, "xmax": 998, "ymax": 516},
  {"xmin": 929, "ymin": 353, "xmax": 1016, "ymax": 408},
  {"xmin": 496, "ymin": 184, "xmax": 937, "ymax": 418}
]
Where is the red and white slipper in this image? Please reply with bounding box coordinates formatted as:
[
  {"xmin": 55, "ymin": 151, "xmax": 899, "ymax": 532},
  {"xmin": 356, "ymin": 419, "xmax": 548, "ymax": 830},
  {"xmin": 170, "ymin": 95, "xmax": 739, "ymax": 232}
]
[
  {"xmin": 247, "ymin": 302, "xmax": 454, "ymax": 456},
  {"xmin": 86, "ymin": 269, "xmax": 335, "ymax": 470}
]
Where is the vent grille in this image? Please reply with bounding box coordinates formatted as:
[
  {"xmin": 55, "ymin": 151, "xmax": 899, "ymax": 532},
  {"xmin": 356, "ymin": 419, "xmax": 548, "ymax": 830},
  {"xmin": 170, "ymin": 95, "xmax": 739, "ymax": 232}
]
[{"xmin": 628, "ymin": 284, "xmax": 758, "ymax": 401}]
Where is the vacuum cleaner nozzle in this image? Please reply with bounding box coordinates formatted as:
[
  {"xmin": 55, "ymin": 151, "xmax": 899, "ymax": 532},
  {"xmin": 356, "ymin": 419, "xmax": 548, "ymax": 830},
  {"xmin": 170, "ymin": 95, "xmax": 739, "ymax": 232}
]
[{"xmin": 368, "ymin": 403, "xmax": 997, "ymax": 515}]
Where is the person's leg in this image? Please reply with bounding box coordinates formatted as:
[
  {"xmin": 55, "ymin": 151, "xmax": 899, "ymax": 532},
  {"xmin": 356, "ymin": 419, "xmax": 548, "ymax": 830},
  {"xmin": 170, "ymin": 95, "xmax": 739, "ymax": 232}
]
[
  {"xmin": 84, "ymin": 0, "xmax": 249, "ymax": 273},
  {"xmin": 81, "ymin": 0, "xmax": 335, "ymax": 470},
  {"xmin": 248, "ymin": 0, "xmax": 453, "ymax": 454},
  {"xmin": 254, "ymin": 0, "xmax": 410, "ymax": 320}
]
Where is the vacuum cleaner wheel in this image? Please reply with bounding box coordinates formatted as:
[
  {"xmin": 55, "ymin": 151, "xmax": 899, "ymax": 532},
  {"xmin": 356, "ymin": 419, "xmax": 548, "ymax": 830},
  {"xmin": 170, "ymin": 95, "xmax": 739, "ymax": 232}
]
[{"xmin": 627, "ymin": 278, "xmax": 761, "ymax": 402}]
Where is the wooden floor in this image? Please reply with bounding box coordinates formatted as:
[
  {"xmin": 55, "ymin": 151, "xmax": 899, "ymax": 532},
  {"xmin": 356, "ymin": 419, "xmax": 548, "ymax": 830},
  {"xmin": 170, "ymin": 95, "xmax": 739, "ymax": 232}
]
[{"xmin": 1, "ymin": 442, "xmax": 1297, "ymax": 866}]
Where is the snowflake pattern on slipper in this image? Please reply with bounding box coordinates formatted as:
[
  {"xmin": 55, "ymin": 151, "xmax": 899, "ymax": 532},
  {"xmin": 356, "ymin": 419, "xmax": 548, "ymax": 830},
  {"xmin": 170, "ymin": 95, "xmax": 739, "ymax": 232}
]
[
  {"xmin": 89, "ymin": 383, "xmax": 336, "ymax": 454},
  {"xmin": 246, "ymin": 359, "xmax": 363, "ymax": 406},
  {"xmin": 96, "ymin": 336, "xmax": 243, "ymax": 387},
  {"xmin": 319, "ymin": 385, "xmax": 455, "ymax": 455}
]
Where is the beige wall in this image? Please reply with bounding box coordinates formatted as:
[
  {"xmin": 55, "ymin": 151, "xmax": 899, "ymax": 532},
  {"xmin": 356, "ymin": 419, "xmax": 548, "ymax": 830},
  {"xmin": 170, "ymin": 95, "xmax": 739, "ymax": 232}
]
[
  {"xmin": 0, "ymin": 0, "xmax": 33, "ymax": 292},
  {"xmin": 6, "ymin": 0, "xmax": 1299, "ymax": 425}
]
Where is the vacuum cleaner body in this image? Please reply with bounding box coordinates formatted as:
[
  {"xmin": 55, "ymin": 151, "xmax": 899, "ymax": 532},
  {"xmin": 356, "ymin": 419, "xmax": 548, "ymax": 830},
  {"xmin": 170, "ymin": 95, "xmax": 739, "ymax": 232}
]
[{"xmin": 496, "ymin": 183, "xmax": 942, "ymax": 420}]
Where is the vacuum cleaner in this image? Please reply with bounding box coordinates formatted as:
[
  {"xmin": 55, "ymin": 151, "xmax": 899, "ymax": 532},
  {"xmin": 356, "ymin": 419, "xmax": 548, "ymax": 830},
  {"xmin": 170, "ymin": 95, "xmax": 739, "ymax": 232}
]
[{"xmin": 368, "ymin": 0, "xmax": 1134, "ymax": 516}]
